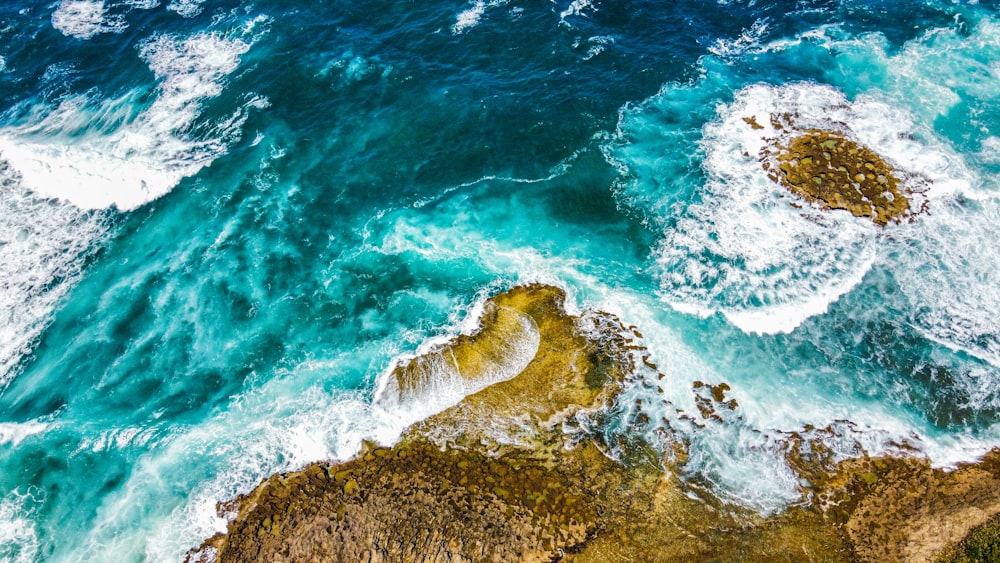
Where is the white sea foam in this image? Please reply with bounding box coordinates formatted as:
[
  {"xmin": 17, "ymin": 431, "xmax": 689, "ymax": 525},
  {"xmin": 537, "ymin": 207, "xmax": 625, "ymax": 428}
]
[
  {"xmin": 732, "ymin": 18, "xmax": 1000, "ymax": 364},
  {"xmin": 805, "ymin": 20, "xmax": 1000, "ymax": 363},
  {"xmin": 167, "ymin": 0, "xmax": 205, "ymax": 18},
  {"xmin": 633, "ymin": 14, "xmax": 1000, "ymax": 501},
  {"xmin": 892, "ymin": 196, "xmax": 1000, "ymax": 367},
  {"xmin": 0, "ymin": 163, "xmax": 107, "ymax": 387},
  {"xmin": 51, "ymin": 0, "xmax": 166, "ymax": 39},
  {"xmin": 686, "ymin": 424, "xmax": 805, "ymax": 510},
  {"xmin": 0, "ymin": 24, "xmax": 265, "ymax": 385},
  {"xmin": 78, "ymin": 425, "xmax": 160, "ymax": 452},
  {"xmin": 919, "ymin": 424, "xmax": 1000, "ymax": 471},
  {"xmin": 0, "ymin": 491, "xmax": 40, "ymax": 563},
  {"xmin": 979, "ymin": 136, "xmax": 1000, "ymax": 167},
  {"xmin": 0, "ymin": 421, "xmax": 49, "ymax": 446},
  {"xmin": 708, "ymin": 18, "xmax": 770, "ymax": 57},
  {"xmin": 655, "ymin": 83, "xmax": 877, "ymax": 334},
  {"xmin": 560, "ymin": 0, "xmax": 596, "ymax": 22},
  {"xmin": 651, "ymin": 82, "xmax": 972, "ymax": 334},
  {"xmin": 580, "ymin": 35, "xmax": 614, "ymax": 60},
  {"xmin": 52, "ymin": 0, "xmax": 126, "ymax": 40},
  {"xmin": 452, "ymin": 0, "xmax": 508, "ymax": 34},
  {"xmin": 0, "ymin": 30, "xmax": 261, "ymax": 211}
]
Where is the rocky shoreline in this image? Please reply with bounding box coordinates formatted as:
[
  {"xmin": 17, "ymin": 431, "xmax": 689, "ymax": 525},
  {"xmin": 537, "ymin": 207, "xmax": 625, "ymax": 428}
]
[{"xmin": 190, "ymin": 285, "xmax": 1000, "ymax": 562}]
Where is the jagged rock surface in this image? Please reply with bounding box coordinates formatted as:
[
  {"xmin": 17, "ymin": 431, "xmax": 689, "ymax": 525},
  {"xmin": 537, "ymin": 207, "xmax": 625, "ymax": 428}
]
[
  {"xmin": 194, "ymin": 284, "xmax": 1000, "ymax": 563},
  {"xmin": 753, "ymin": 114, "xmax": 927, "ymax": 226}
]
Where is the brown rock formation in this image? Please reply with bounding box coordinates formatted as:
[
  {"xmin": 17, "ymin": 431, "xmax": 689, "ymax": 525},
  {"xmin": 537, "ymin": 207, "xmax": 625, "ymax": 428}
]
[
  {"xmin": 755, "ymin": 114, "xmax": 927, "ymax": 226},
  {"xmin": 192, "ymin": 284, "xmax": 1000, "ymax": 562},
  {"xmin": 193, "ymin": 284, "xmax": 649, "ymax": 562},
  {"xmin": 788, "ymin": 450, "xmax": 1000, "ymax": 562}
]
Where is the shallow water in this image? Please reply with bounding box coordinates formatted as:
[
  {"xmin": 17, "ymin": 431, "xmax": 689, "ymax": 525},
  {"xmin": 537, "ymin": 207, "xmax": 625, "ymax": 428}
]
[{"xmin": 0, "ymin": 0, "xmax": 998, "ymax": 560}]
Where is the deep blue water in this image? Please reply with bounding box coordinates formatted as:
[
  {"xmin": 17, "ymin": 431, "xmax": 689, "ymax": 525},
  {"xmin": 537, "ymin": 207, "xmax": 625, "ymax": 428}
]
[{"xmin": 0, "ymin": 0, "xmax": 998, "ymax": 560}]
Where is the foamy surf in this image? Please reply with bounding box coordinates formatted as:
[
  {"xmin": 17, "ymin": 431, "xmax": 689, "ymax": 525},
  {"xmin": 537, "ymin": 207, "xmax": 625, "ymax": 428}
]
[
  {"xmin": 711, "ymin": 16, "xmax": 1000, "ymax": 365},
  {"xmin": 0, "ymin": 30, "xmax": 262, "ymax": 211},
  {"xmin": 51, "ymin": 0, "xmax": 127, "ymax": 40},
  {"xmin": 452, "ymin": 0, "xmax": 509, "ymax": 34},
  {"xmin": 167, "ymin": 0, "xmax": 206, "ymax": 18},
  {"xmin": 638, "ymin": 81, "xmax": 970, "ymax": 335},
  {"xmin": 764, "ymin": 19, "xmax": 1000, "ymax": 368},
  {"xmin": 0, "ymin": 163, "xmax": 107, "ymax": 387},
  {"xmin": 51, "ymin": 0, "xmax": 170, "ymax": 40},
  {"xmin": 559, "ymin": 0, "xmax": 597, "ymax": 23},
  {"xmin": 0, "ymin": 26, "xmax": 264, "ymax": 386},
  {"xmin": 891, "ymin": 196, "xmax": 1000, "ymax": 368},
  {"xmin": 0, "ymin": 421, "xmax": 50, "ymax": 447}
]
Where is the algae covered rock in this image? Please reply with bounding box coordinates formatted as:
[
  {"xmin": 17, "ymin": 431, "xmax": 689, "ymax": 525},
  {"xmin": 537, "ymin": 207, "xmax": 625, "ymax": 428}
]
[
  {"xmin": 939, "ymin": 512, "xmax": 1000, "ymax": 563},
  {"xmin": 756, "ymin": 114, "xmax": 927, "ymax": 226},
  {"xmin": 192, "ymin": 284, "xmax": 645, "ymax": 562}
]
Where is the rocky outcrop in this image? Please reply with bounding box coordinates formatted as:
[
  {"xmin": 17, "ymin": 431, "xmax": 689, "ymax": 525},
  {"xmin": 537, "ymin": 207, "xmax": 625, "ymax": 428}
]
[
  {"xmin": 193, "ymin": 284, "xmax": 1000, "ymax": 562},
  {"xmin": 802, "ymin": 451, "xmax": 1000, "ymax": 562},
  {"xmin": 755, "ymin": 114, "xmax": 927, "ymax": 226},
  {"xmin": 192, "ymin": 284, "xmax": 648, "ymax": 562},
  {"xmin": 940, "ymin": 512, "xmax": 1000, "ymax": 562}
]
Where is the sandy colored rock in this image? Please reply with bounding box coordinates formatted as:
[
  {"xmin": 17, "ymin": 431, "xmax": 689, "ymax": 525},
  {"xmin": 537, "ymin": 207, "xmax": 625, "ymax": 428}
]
[
  {"xmin": 193, "ymin": 284, "xmax": 1000, "ymax": 563},
  {"xmin": 193, "ymin": 284, "xmax": 645, "ymax": 562}
]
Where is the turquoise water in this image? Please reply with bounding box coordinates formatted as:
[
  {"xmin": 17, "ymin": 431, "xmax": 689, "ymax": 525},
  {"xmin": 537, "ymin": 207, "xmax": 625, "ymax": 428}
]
[{"xmin": 0, "ymin": 0, "xmax": 998, "ymax": 560}]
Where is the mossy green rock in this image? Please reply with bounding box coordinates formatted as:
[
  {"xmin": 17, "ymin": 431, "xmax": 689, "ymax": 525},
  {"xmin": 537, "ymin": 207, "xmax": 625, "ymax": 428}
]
[{"xmin": 939, "ymin": 512, "xmax": 1000, "ymax": 563}]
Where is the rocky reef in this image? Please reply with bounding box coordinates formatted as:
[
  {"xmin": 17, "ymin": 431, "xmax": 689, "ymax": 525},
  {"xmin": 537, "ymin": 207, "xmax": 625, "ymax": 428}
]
[
  {"xmin": 750, "ymin": 114, "xmax": 927, "ymax": 226},
  {"xmin": 192, "ymin": 284, "xmax": 1000, "ymax": 562}
]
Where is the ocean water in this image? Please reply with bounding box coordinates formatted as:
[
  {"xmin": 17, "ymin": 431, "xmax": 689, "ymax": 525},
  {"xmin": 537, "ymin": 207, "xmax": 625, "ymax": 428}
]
[{"xmin": 0, "ymin": 0, "xmax": 998, "ymax": 560}]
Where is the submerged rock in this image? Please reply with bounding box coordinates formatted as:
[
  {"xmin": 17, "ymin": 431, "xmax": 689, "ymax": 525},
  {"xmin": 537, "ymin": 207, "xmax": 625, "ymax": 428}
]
[{"xmin": 192, "ymin": 284, "xmax": 1000, "ymax": 562}]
